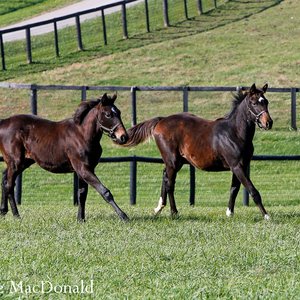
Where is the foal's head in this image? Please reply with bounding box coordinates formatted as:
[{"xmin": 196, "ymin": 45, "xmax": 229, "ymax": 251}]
[
  {"xmin": 246, "ymin": 83, "xmax": 273, "ymax": 130},
  {"xmin": 97, "ymin": 93, "xmax": 128, "ymax": 144}
]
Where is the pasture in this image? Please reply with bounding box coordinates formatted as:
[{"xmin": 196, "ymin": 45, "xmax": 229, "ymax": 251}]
[{"xmin": 0, "ymin": 0, "xmax": 299, "ymax": 299}]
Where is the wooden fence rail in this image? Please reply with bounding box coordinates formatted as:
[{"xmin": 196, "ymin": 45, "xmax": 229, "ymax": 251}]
[{"xmin": 0, "ymin": 83, "xmax": 298, "ymax": 206}]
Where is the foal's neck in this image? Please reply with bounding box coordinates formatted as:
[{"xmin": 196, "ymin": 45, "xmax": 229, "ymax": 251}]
[
  {"xmin": 234, "ymin": 98, "xmax": 256, "ymax": 142},
  {"xmin": 81, "ymin": 107, "xmax": 102, "ymax": 141}
]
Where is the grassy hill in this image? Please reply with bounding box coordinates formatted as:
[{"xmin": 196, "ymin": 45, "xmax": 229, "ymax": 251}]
[{"xmin": 0, "ymin": 1, "xmax": 300, "ymax": 299}]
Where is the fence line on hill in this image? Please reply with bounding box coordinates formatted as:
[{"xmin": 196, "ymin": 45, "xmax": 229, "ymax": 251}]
[
  {"xmin": 0, "ymin": 82, "xmax": 298, "ymax": 207},
  {"xmin": 0, "ymin": 0, "xmax": 226, "ymax": 71}
]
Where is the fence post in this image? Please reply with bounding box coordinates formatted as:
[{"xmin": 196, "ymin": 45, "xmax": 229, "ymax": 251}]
[
  {"xmin": 144, "ymin": 0, "xmax": 150, "ymax": 32},
  {"xmin": 81, "ymin": 85, "xmax": 87, "ymax": 101},
  {"xmin": 183, "ymin": 86, "xmax": 189, "ymax": 112},
  {"xmin": 163, "ymin": 0, "xmax": 170, "ymax": 27},
  {"xmin": 183, "ymin": 87, "xmax": 196, "ymax": 205},
  {"xmin": 291, "ymin": 88, "xmax": 297, "ymax": 130},
  {"xmin": 131, "ymin": 86, "xmax": 137, "ymax": 126},
  {"xmin": 184, "ymin": 0, "xmax": 189, "ymax": 20},
  {"xmin": 0, "ymin": 33, "xmax": 5, "ymax": 71},
  {"xmin": 73, "ymin": 87, "xmax": 88, "ymax": 205},
  {"xmin": 121, "ymin": 3, "xmax": 128, "ymax": 39},
  {"xmin": 30, "ymin": 85, "xmax": 38, "ymax": 115},
  {"xmin": 15, "ymin": 85, "xmax": 38, "ymax": 205},
  {"xmin": 197, "ymin": 0, "xmax": 203, "ymax": 14},
  {"xmin": 54, "ymin": 21, "xmax": 60, "ymax": 57},
  {"xmin": 130, "ymin": 156, "xmax": 137, "ymax": 205},
  {"xmin": 25, "ymin": 27, "xmax": 32, "ymax": 64},
  {"xmin": 101, "ymin": 9, "xmax": 107, "ymax": 45},
  {"xmin": 214, "ymin": 0, "xmax": 217, "ymax": 8},
  {"xmin": 75, "ymin": 15, "xmax": 83, "ymax": 50}
]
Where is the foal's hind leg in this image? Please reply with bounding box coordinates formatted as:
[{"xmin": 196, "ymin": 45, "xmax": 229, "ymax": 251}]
[
  {"xmin": 2, "ymin": 166, "xmax": 20, "ymax": 217},
  {"xmin": 226, "ymin": 173, "xmax": 241, "ymax": 217},
  {"xmin": 1, "ymin": 158, "xmax": 34, "ymax": 217},
  {"xmin": 165, "ymin": 163, "xmax": 183, "ymax": 216},
  {"xmin": 0, "ymin": 170, "xmax": 9, "ymax": 215},
  {"xmin": 156, "ymin": 159, "xmax": 183, "ymax": 216},
  {"xmin": 154, "ymin": 168, "xmax": 168, "ymax": 215}
]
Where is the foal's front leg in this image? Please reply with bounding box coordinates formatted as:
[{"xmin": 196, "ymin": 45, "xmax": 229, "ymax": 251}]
[
  {"xmin": 232, "ymin": 164, "xmax": 269, "ymax": 220},
  {"xmin": 226, "ymin": 173, "xmax": 241, "ymax": 217},
  {"xmin": 77, "ymin": 178, "xmax": 88, "ymax": 222},
  {"xmin": 72, "ymin": 161, "xmax": 129, "ymax": 221}
]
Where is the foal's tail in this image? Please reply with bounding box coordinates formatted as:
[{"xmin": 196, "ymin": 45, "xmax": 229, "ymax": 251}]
[{"xmin": 123, "ymin": 117, "xmax": 163, "ymax": 147}]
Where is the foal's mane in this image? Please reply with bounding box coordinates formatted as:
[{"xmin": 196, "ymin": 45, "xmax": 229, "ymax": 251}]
[
  {"xmin": 224, "ymin": 89, "xmax": 248, "ymax": 119},
  {"xmin": 73, "ymin": 100, "xmax": 100, "ymax": 125}
]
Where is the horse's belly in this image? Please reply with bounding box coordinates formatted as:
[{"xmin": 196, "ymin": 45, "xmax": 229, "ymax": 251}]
[
  {"xmin": 37, "ymin": 160, "xmax": 73, "ymax": 173},
  {"xmin": 184, "ymin": 152, "xmax": 229, "ymax": 172},
  {"xmin": 26, "ymin": 151, "xmax": 73, "ymax": 173}
]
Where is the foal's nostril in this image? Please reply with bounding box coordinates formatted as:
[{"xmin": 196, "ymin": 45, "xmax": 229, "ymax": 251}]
[
  {"xmin": 120, "ymin": 134, "xmax": 128, "ymax": 144},
  {"xmin": 266, "ymin": 119, "xmax": 273, "ymax": 130}
]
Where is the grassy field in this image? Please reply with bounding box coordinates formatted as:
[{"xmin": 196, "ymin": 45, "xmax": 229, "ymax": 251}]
[{"xmin": 0, "ymin": 0, "xmax": 300, "ymax": 299}]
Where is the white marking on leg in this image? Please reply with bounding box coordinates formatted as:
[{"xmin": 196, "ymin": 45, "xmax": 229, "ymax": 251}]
[
  {"xmin": 264, "ymin": 214, "xmax": 270, "ymax": 221},
  {"xmin": 154, "ymin": 197, "xmax": 165, "ymax": 215},
  {"xmin": 226, "ymin": 208, "xmax": 233, "ymax": 217}
]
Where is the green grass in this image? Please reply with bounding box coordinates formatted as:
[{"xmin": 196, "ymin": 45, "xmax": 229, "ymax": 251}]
[
  {"xmin": 0, "ymin": 203, "xmax": 300, "ymax": 299},
  {"xmin": 0, "ymin": 0, "xmax": 299, "ymax": 299}
]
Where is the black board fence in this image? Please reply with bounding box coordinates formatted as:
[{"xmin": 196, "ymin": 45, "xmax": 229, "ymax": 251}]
[
  {"xmin": 0, "ymin": 82, "xmax": 299, "ymax": 207},
  {"xmin": 0, "ymin": 0, "xmax": 227, "ymax": 70}
]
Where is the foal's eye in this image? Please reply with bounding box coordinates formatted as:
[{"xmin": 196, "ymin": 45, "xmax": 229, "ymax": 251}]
[{"xmin": 105, "ymin": 112, "xmax": 112, "ymax": 119}]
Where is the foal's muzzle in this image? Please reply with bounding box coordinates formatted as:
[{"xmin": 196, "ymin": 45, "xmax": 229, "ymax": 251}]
[
  {"xmin": 111, "ymin": 125, "xmax": 128, "ymax": 145},
  {"xmin": 259, "ymin": 112, "xmax": 273, "ymax": 130}
]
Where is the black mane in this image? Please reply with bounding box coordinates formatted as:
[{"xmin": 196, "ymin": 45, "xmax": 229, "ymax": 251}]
[
  {"xmin": 224, "ymin": 90, "xmax": 248, "ymax": 119},
  {"xmin": 73, "ymin": 100, "xmax": 100, "ymax": 125}
]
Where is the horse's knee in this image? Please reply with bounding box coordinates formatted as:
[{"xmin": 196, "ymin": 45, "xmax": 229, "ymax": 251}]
[{"xmin": 102, "ymin": 189, "xmax": 113, "ymax": 203}]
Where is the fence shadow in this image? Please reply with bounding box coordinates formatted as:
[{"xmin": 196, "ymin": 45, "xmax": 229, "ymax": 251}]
[
  {"xmin": 131, "ymin": 0, "xmax": 283, "ymax": 44},
  {"xmin": 0, "ymin": 0, "xmax": 284, "ymax": 80}
]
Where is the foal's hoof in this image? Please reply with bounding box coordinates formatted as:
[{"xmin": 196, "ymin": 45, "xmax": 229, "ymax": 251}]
[
  {"xmin": 153, "ymin": 207, "xmax": 164, "ymax": 216},
  {"xmin": 77, "ymin": 218, "xmax": 86, "ymax": 223},
  {"xmin": 13, "ymin": 214, "xmax": 21, "ymax": 219},
  {"xmin": 0, "ymin": 210, "xmax": 8, "ymax": 216},
  {"xmin": 120, "ymin": 212, "xmax": 130, "ymax": 222},
  {"xmin": 264, "ymin": 214, "xmax": 270, "ymax": 221},
  {"xmin": 226, "ymin": 208, "xmax": 234, "ymax": 217},
  {"xmin": 170, "ymin": 210, "xmax": 179, "ymax": 218}
]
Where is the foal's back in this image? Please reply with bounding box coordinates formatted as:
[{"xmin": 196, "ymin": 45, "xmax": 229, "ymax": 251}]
[
  {"xmin": 152, "ymin": 113, "xmax": 223, "ymax": 170},
  {"xmin": 0, "ymin": 114, "xmax": 74, "ymax": 173}
]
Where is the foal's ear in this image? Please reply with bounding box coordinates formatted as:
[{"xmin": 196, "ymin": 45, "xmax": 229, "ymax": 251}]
[
  {"xmin": 111, "ymin": 93, "xmax": 117, "ymax": 102},
  {"xmin": 262, "ymin": 83, "xmax": 268, "ymax": 93},
  {"xmin": 100, "ymin": 93, "xmax": 116, "ymax": 105},
  {"xmin": 100, "ymin": 93, "xmax": 108, "ymax": 103},
  {"xmin": 249, "ymin": 83, "xmax": 256, "ymax": 94}
]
